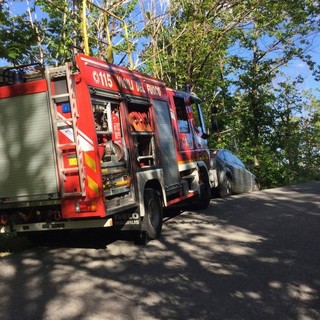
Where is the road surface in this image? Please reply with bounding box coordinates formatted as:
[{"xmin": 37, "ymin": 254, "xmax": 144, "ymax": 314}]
[{"xmin": 1, "ymin": 182, "xmax": 319, "ymax": 320}]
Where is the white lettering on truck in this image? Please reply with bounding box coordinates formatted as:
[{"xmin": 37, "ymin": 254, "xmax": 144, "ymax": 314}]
[
  {"xmin": 93, "ymin": 71, "xmax": 113, "ymax": 88},
  {"xmin": 146, "ymin": 84, "xmax": 161, "ymax": 96},
  {"xmin": 92, "ymin": 70, "xmax": 161, "ymax": 97},
  {"xmin": 116, "ymin": 75, "xmax": 134, "ymax": 90}
]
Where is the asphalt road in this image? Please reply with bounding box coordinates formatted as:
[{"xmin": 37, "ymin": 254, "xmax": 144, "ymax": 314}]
[{"xmin": 1, "ymin": 182, "xmax": 319, "ymax": 320}]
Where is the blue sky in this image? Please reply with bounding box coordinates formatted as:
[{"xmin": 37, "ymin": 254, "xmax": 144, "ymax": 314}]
[{"xmin": 283, "ymin": 51, "xmax": 320, "ymax": 96}]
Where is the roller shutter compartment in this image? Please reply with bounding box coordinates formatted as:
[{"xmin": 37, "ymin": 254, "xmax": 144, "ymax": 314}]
[{"xmin": 0, "ymin": 92, "xmax": 59, "ymax": 202}]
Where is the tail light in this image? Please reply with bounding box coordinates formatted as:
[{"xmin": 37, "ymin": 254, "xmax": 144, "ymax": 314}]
[
  {"xmin": 75, "ymin": 200, "xmax": 97, "ymax": 213},
  {"xmin": 0, "ymin": 214, "xmax": 8, "ymax": 225}
]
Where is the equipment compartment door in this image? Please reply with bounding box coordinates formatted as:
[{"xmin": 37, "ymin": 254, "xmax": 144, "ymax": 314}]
[
  {"xmin": 0, "ymin": 92, "xmax": 59, "ymax": 201},
  {"xmin": 153, "ymin": 99, "xmax": 180, "ymax": 188}
]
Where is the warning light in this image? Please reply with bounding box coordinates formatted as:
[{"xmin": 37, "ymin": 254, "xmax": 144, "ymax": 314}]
[
  {"xmin": 62, "ymin": 103, "xmax": 71, "ymax": 113},
  {"xmin": 75, "ymin": 200, "xmax": 97, "ymax": 213}
]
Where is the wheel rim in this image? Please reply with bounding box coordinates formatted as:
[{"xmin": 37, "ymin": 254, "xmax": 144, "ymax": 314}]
[{"xmin": 226, "ymin": 178, "xmax": 231, "ymax": 195}]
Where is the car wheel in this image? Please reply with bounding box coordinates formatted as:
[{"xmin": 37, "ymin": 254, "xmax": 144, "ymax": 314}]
[
  {"xmin": 253, "ymin": 180, "xmax": 260, "ymax": 191},
  {"xmin": 219, "ymin": 175, "xmax": 232, "ymax": 198}
]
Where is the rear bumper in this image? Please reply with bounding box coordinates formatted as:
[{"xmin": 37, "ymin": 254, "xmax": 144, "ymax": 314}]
[{"xmin": 1, "ymin": 217, "xmax": 113, "ymax": 234}]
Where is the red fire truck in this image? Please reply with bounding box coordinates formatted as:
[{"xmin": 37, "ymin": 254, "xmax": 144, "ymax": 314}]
[{"xmin": 0, "ymin": 52, "xmax": 217, "ymax": 242}]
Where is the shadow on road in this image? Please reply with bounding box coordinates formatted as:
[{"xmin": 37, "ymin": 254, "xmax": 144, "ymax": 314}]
[{"xmin": 0, "ymin": 182, "xmax": 319, "ymax": 320}]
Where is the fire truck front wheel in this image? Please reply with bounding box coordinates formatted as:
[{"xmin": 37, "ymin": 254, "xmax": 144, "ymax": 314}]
[
  {"xmin": 193, "ymin": 170, "xmax": 211, "ymax": 210},
  {"xmin": 141, "ymin": 188, "xmax": 163, "ymax": 241}
]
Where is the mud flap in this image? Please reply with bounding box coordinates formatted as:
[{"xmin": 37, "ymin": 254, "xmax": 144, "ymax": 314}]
[{"xmin": 113, "ymin": 211, "xmax": 141, "ymax": 231}]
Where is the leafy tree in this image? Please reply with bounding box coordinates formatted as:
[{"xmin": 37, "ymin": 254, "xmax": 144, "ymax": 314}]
[
  {"xmin": 0, "ymin": 1, "xmax": 39, "ymax": 64},
  {"xmin": 298, "ymin": 90, "xmax": 320, "ymax": 181},
  {"xmin": 0, "ymin": 0, "xmax": 138, "ymax": 65},
  {"xmin": 216, "ymin": 0, "xmax": 320, "ymax": 187}
]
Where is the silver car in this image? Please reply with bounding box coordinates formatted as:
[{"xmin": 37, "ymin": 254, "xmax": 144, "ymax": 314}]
[{"xmin": 212, "ymin": 149, "xmax": 259, "ymax": 197}]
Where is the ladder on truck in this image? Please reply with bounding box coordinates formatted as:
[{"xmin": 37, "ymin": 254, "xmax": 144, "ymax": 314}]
[{"xmin": 46, "ymin": 63, "xmax": 86, "ymax": 198}]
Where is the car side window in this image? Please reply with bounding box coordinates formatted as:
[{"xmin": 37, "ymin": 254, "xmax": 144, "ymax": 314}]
[
  {"xmin": 219, "ymin": 151, "xmax": 226, "ymax": 161},
  {"xmin": 234, "ymin": 156, "xmax": 245, "ymax": 168},
  {"xmin": 224, "ymin": 151, "xmax": 233, "ymax": 163},
  {"xmin": 174, "ymin": 97, "xmax": 190, "ymax": 133}
]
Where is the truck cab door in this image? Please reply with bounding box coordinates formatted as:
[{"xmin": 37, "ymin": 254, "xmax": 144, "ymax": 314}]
[
  {"xmin": 189, "ymin": 97, "xmax": 209, "ymax": 149},
  {"xmin": 174, "ymin": 96, "xmax": 194, "ymax": 160}
]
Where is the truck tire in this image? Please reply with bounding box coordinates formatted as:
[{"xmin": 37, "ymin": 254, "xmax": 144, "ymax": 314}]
[
  {"xmin": 192, "ymin": 170, "xmax": 211, "ymax": 210},
  {"xmin": 199, "ymin": 179, "xmax": 211, "ymax": 209},
  {"xmin": 141, "ymin": 188, "xmax": 163, "ymax": 240}
]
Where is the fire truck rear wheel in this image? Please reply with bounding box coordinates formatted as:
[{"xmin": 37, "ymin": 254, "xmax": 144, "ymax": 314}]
[{"xmin": 141, "ymin": 188, "xmax": 163, "ymax": 241}]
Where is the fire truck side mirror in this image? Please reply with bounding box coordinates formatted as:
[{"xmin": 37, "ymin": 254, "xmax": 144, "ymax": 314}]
[
  {"xmin": 211, "ymin": 119, "xmax": 219, "ymax": 132},
  {"xmin": 211, "ymin": 106, "xmax": 219, "ymax": 132},
  {"xmin": 201, "ymin": 132, "xmax": 210, "ymax": 139}
]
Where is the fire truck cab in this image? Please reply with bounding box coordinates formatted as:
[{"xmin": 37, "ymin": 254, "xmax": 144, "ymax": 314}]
[{"xmin": 0, "ymin": 53, "xmax": 216, "ymax": 242}]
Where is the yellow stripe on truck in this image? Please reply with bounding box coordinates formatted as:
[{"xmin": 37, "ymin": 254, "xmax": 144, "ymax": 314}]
[
  {"xmin": 87, "ymin": 175, "xmax": 99, "ymax": 195},
  {"xmin": 85, "ymin": 153, "xmax": 97, "ymax": 172}
]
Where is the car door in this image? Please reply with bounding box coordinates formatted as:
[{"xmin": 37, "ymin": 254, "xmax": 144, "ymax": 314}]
[
  {"xmin": 229, "ymin": 153, "xmax": 243, "ymax": 193},
  {"xmin": 234, "ymin": 156, "xmax": 252, "ymax": 192},
  {"xmin": 217, "ymin": 150, "xmax": 231, "ymax": 180},
  {"xmin": 221, "ymin": 150, "xmax": 238, "ymax": 192}
]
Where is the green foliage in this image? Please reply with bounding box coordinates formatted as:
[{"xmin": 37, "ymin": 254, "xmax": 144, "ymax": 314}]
[
  {"xmin": 0, "ymin": 6, "xmax": 38, "ymax": 64},
  {"xmin": 207, "ymin": 0, "xmax": 320, "ymax": 188},
  {"xmin": 0, "ymin": 0, "xmax": 138, "ymax": 65}
]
